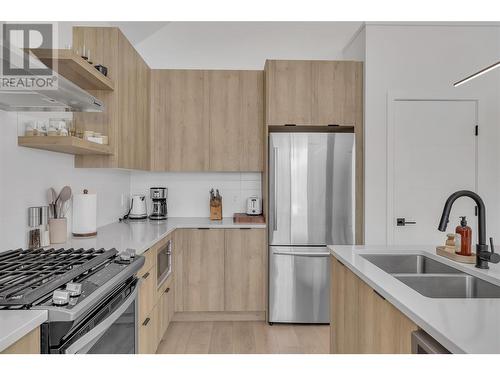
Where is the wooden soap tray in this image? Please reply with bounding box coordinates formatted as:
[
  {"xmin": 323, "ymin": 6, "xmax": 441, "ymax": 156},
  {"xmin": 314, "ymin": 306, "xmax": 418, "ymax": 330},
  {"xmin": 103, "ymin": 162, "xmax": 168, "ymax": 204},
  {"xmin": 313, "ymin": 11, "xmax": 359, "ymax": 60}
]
[{"xmin": 436, "ymin": 246, "xmax": 475, "ymax": 264}]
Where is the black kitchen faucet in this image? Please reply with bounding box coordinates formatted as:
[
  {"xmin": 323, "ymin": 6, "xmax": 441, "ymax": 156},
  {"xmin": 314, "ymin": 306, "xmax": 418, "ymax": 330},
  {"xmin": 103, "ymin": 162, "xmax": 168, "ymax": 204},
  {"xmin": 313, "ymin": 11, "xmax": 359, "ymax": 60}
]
[{"xmin": 438, "ymin": 190, "xmax": 500, "ymax": 269}]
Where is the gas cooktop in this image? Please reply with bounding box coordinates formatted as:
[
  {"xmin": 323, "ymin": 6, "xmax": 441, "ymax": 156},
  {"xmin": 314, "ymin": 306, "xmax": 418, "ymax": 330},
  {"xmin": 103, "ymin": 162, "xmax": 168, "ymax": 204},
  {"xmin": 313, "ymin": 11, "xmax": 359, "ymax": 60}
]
[{"xmin": 0, "ymin": 247, "xmax": 144, "ymax": 321}]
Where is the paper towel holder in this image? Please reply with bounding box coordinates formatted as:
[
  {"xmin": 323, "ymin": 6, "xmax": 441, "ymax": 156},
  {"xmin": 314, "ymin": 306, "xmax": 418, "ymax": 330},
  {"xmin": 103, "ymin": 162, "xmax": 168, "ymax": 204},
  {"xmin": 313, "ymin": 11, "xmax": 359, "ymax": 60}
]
[{"xmin": 72, "ymin": 189, "xmax": 98, "ymax": 238}]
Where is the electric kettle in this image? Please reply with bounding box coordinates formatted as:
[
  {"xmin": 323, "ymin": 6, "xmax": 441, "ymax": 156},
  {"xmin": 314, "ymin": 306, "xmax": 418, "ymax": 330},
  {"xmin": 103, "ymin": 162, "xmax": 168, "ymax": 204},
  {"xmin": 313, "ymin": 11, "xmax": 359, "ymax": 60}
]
[{"xmin": 128, "ymin": 194, "xmax": 147, "ymax": 219}]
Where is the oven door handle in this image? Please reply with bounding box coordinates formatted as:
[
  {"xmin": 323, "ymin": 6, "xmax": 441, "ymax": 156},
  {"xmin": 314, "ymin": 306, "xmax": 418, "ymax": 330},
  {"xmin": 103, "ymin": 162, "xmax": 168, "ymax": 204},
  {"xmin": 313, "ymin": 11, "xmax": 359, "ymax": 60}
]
[{"xmin": 64, "ymin": 285, "xmax": 138, "ymax": 354}]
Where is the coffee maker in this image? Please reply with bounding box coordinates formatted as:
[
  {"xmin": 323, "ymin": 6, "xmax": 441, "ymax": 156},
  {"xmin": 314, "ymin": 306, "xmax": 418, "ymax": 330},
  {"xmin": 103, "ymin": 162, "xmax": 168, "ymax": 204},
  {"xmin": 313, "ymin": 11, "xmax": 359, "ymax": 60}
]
[{"xmin": 149, "ymin": 187, "xmax": 168, "ymax": 220}]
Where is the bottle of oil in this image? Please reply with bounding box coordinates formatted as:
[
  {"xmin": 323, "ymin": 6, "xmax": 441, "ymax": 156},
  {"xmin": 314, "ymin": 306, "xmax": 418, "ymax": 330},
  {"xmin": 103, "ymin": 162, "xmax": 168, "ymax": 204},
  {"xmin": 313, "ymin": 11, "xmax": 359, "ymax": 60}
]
[{"xmin": 455, "ymin": 216, "xmax": 472, "ymax": 256}]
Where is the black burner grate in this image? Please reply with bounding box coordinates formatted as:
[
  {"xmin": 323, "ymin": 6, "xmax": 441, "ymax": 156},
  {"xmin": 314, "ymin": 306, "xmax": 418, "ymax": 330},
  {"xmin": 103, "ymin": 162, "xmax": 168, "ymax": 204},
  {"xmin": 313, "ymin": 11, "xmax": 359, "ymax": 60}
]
[{"xmin": 0, "ymin": 247, "xmax": 117, "ymax": 307}]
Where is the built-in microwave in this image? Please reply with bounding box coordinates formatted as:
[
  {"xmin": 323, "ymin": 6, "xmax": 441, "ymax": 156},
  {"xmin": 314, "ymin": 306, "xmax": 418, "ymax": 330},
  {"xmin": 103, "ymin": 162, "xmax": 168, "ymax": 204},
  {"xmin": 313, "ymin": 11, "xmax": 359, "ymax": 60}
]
[{"xmin": 157, "ymin": 239, "xmax": 172, "ymax": 286}]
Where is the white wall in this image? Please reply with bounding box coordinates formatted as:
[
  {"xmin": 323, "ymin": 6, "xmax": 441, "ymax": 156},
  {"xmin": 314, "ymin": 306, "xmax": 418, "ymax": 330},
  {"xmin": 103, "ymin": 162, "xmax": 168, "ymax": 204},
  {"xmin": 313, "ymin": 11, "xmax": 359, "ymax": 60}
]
[
  {"xmin": 352, "ymin": 24, "xmax": 500, "ymax": 244},
  {"xmin": 130, "ymin": 171, "xmax": 261, "ymax": 218},
  {"xmin": 0, "ymin": 111, "xmax": 131, "ymax": 251}
]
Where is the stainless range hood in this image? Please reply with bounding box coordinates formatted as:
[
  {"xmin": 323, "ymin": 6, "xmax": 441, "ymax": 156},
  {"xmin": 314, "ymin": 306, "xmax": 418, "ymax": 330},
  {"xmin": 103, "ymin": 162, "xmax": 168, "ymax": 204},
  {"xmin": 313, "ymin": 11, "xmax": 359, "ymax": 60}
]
[{"xmin": 0, "ymin": 44, "xmax": 104, "ymax": 112}]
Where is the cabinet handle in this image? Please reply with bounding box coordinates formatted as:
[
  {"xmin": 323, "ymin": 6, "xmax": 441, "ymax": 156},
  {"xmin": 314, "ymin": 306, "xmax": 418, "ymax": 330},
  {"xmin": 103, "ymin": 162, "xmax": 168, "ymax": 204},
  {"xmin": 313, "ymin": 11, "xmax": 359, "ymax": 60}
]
[
  {"xmin": 328, "ymin": 124, "xmax": 340, "ymax": 127},
  {"xmin": 142, "ymin": 272, "xmax": 150, "ymax": 280},
  {"xmin": 284, "ymin": 123, "xmax": 296, "ymax": 126},
  {"xmin": 197, "ymin": 228, "xmax": 210, "ymax": 230},
  {"xmin": 164, "ymin": 287, "xmax": 170, "ymax": 294},
  {"xmin": 373, "ymin": 289, "xmax": 386, "ymax": 301},
  {"xmin": 239, "ymin": 228, "xmax": 251, "ymax": 230},
  {"xmin": 142, "ymin": 317, "xmax": 150, "ymax": 326}
]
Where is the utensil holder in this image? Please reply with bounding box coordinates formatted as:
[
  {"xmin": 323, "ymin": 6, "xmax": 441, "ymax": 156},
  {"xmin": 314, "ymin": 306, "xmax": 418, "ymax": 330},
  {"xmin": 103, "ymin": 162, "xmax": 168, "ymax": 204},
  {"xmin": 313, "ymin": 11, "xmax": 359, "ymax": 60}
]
[{"xmin": 49, "ymin": 218, "xmax": 67, "ymax": 244}]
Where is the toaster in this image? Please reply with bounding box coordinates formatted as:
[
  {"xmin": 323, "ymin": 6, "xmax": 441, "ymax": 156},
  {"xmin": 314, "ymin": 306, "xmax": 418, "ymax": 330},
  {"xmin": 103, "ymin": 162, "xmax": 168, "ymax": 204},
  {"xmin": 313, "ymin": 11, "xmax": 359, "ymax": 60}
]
[{"xmin": 246, "ymin": 196, "xmax": 262, "ymax": 216}]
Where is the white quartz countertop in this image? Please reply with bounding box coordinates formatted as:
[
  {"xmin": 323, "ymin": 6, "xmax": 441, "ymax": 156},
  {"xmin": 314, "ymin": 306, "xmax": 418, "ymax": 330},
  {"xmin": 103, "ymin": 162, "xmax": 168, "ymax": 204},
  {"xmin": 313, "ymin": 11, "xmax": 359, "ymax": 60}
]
[
  {"xmin": 58, "ymin": 217, "xmax": 266, "ymax": 255},
  {"xmin": 328, "ymin": 244, "xmax": 500, "ymax": 354},
  {"xmin": 0, "ymin": 310, "xmax": 47, "ymax": 352},
  {"xmin": 0, "ymin": 217, "xmax": 265, "ymax": 352}
]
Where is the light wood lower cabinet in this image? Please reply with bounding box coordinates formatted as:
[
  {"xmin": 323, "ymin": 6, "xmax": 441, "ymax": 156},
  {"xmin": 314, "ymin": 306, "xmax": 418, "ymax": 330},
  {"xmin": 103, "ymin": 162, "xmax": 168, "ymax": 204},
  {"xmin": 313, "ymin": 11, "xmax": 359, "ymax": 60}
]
[
  {"xmin": 137, "ymin": 233, "xmax": 174, "ymax": 354},
  {"xmin": 174, "ymin": 228, "xmax": 266, "ymax": 315},
  {"xmin": 0, "ymin": 327, "xmax": 40, "ymax": 354},
  {"xmin": 330, "ymin": 257, "xmax": 418, "ymax": 354},
  {"xmin": 138, "ymin": 302, "xmax": 160, "ymax": 354},
  {"xmin": 224, "ymin": 229, "xmax": 266, "ymax": 311},
  {"xmin": 175, "ymin": 229, "xmax": 225, "ymax": 312},
  {"xmin": 138, "ymin": 264, "xmax": 156, "ymax": 325},
  {"xmin": 158, "ymin": 278, "xmax": 175, "ymax": 339}
]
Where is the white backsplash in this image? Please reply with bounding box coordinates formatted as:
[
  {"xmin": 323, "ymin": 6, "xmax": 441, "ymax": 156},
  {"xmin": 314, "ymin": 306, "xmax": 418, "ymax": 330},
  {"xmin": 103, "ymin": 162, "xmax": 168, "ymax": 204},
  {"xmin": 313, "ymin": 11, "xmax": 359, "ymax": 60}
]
[
  {"xmin": 0, "ymin": 111, "xmax": 132, "ymax": 252},
  {"xmin": 130, "ymin": 171, "xmax": 262, "ymax": 218}
]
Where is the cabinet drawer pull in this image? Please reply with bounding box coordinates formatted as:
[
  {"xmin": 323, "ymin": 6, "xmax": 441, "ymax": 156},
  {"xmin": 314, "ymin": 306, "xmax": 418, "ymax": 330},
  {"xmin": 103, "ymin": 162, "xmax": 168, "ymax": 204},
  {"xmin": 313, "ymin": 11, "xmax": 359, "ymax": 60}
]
[
  {"xmin": 284, "ymin": 123, "xmax": 296, "ymax": 126},
  {"xmin": 142, "ymin": 317, "xmax": 150, "ymax": 326},
  {"xmin": 239, "ymin": 228, "xmax": 251, "ymax": 230},
  {"xmin": 164, "ymin": 287, "xmax": 170, "ymax": 294},
  {"xmin": 197, "ymin": 228, "xmax": 210, "ymax": 230},
  {"xmin": 373, "ymin": 289, "xmax": 386, "ymax": 300},
  {"xmin": 328, "ymin": 124, "xmax": 340, "ymax": 127},
  {"xmin": 142, "ymin": 272, "xmax": 150, "ymax": 280}
]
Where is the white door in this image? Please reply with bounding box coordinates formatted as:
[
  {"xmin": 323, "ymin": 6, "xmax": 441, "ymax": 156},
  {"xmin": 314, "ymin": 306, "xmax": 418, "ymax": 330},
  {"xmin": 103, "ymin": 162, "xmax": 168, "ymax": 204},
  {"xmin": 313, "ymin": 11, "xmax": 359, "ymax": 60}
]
[{"xmin": 389, "ymin": 99, "xmax": 477, "ymax": 245}]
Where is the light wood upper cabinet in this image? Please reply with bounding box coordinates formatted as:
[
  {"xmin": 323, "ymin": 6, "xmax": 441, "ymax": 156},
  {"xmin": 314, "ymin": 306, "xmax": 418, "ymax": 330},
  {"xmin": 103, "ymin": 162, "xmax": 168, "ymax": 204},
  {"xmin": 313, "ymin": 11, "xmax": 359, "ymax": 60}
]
[
  {"xmin": 265, "ymin": 59, "xmax": 363, "ymax": 127},
  {"xmin": 150, "ymin": 69, "xmax": 210, "ymax": 171},
  {"xmin": 265, "ymin": 60, "xmax": 312, "ymax": 126},
  {"xmin": 73, "ymin": 27, "xmax": 150, "ymax": 170},
  {"xmin": 330, "ymin": 258, "xmax": 418, "ymax": 354},
  {"xmin": 312, "ymin": 61, "xmax": 362, "ymax": 127},
  {"xmin": 208, "ymin": 70, "xmax": 264, "ymax": 171},
  {"xmin": 224, "ymin": 229, "xmax": 266, "ymax": 311},
  {"xmin": 151, "ymin": 69, "xmax": 264, "ymax": 172},
  {"xmin": 174, "ymin": 229, "xmax": 225, "ymax": 312}
]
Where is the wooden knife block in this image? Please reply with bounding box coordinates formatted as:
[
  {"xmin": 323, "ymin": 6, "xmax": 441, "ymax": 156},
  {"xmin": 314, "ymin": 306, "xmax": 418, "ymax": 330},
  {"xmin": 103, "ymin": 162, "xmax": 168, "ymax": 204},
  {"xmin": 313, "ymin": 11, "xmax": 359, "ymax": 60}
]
[{"xmin": 210, "ymin": 201, "xmax": 222, "ymax": 220}]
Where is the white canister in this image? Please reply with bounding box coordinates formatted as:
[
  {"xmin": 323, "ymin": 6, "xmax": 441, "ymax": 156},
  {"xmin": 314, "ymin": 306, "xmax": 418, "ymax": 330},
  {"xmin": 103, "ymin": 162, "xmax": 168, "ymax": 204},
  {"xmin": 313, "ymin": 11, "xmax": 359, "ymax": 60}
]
[{"xmin": 72, "ymin": 189, "xmax": 97, "ymax": 237}]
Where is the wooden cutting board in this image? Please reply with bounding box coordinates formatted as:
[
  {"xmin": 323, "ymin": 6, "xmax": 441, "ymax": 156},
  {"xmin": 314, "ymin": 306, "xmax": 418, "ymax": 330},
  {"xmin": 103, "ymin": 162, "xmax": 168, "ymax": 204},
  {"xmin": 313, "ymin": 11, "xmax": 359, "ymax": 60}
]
[{"xmin": 233, "ymin": 213, "xmax": 265, "ymax": 224}]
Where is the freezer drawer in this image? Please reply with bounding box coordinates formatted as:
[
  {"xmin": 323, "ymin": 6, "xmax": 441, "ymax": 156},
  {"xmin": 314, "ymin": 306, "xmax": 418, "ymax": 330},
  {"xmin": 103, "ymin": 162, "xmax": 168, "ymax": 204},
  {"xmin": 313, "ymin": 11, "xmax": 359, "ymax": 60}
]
[{"xmin": 268, "ymin": 246, "xmax": 330, "ymax": 323}]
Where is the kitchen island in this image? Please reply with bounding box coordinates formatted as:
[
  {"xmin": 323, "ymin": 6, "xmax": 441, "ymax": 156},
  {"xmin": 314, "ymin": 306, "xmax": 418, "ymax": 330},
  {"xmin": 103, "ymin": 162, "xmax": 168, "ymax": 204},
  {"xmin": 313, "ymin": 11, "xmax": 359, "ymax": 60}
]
[{"xmin": 329, "ymin": 245, "xmax": 500, "ymax": 354}]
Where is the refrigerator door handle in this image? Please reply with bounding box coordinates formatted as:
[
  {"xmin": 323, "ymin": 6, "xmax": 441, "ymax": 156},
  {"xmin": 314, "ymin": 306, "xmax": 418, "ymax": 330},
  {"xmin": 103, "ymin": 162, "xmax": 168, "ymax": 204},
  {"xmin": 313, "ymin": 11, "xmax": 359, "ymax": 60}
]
[
  {"xmin": 273, "ymin": 250, "xmax": 331, "ymax": 257},
  {"xmin": 273, "ymin": 146, "xmax": 278, "ymax": 232}
]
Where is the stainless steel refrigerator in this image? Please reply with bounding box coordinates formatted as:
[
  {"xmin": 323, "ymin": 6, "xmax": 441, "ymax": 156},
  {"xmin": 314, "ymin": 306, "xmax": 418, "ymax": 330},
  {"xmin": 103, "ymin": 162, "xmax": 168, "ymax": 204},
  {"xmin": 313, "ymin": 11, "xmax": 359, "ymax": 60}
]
[{"xmin": 268, "ymin": 132, "xmax": 355, "ymax": 324}]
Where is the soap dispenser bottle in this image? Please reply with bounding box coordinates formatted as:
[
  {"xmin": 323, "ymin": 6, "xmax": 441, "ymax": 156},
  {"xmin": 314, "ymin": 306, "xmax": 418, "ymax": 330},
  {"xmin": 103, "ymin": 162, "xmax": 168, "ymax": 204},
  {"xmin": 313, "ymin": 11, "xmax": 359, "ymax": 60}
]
[{"xmin": 455, "ymin": 216, "xmax": 472, "ymax": 256}]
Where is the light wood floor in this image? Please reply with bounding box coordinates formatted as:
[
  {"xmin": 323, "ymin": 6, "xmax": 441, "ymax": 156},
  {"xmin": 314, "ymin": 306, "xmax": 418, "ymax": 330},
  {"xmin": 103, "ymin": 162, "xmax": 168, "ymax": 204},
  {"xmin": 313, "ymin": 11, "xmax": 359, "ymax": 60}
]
[{"xmin": 156, "ymin": 321, "xmax": 330, "ymax": 354}]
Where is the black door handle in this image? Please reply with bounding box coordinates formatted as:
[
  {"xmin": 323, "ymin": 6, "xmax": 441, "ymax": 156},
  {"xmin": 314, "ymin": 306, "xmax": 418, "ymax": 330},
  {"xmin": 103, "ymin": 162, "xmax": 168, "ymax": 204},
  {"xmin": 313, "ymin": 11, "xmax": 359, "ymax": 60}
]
[{"xmin": 396, "ymin": 218, "xmax": 417, "ymax": 226}]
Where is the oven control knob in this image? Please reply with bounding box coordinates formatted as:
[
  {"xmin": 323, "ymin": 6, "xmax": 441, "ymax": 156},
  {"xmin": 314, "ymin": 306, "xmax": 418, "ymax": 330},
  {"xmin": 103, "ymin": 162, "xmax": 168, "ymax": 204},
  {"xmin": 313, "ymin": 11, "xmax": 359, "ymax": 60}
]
[
  {"xmin": 119, "ymin": 252, "xmax": 131, "ymax": 262},
  {"xmin": 52, "ymin": 290, "xmax": 70, "ymax": 306},
  {"xmin": 66, "ymin": 282, "xmax": 82, "ymax": 297}
]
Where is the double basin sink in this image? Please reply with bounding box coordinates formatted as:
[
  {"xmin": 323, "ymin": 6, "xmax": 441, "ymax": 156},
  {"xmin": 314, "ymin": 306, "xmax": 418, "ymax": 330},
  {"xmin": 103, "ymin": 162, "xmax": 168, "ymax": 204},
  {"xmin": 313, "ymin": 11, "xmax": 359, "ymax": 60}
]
[{"xmin": 360, "ymin": 254, "xmax": 500, "ymax": 298}]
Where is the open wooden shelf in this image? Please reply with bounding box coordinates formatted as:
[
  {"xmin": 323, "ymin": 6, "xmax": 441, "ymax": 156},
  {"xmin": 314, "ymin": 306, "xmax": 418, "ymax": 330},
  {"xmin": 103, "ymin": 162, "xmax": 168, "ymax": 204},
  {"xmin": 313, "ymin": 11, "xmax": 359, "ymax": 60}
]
[
  {"xmin": 18, "ymin": 136, "xmax": 113, "ymax": 156},
  {"xmin": 29, "ymin": 49, "xmax": 114, "ymax": 91}
]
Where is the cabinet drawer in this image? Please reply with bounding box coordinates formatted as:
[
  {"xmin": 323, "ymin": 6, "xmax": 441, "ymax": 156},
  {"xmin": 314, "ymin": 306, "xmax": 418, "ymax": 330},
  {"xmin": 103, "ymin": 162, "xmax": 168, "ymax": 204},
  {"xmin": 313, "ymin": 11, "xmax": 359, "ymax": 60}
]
[
  {"xmin": 138, "ymin": 267, "xmax": 156, "ymax": 324},
  {"xmin": 138, "ymin": 303, "xmax": 159, "ymax": 354},
  {"xmin": 137, "ymin": 248, "xmax": 155, "ymax": 279},
  {"xmin": 158, "ymin": 279, "xmax": 175, "ymax": 340}
]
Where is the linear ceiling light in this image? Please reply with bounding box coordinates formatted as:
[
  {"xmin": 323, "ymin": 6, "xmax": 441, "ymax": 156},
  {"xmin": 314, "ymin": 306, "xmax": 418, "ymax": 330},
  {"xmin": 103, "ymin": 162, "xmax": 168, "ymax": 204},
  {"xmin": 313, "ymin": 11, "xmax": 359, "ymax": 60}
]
[{"xmin": 453, "ymin": 60, "xmax": 500, "ymax": 87}]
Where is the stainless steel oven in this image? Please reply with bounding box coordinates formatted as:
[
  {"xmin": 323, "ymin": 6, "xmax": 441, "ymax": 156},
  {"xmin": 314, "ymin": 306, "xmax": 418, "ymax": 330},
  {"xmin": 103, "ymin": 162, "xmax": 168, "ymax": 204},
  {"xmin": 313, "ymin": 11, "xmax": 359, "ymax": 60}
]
[
  {"xmin": 157, "ymin": 239, "xmax": 172, "ymax": 286},
  {"xmin": 54, "ymin": 278, "xmax": 139, "ymax": 354}
]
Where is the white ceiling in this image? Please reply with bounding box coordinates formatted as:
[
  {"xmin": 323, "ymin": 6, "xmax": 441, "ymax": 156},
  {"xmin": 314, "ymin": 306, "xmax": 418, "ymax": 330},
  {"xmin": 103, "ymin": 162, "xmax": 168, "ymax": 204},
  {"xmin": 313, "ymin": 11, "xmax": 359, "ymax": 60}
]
[{"xmin": 113, "ymin": 22, "xmax": 362, "ymax": 69}]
